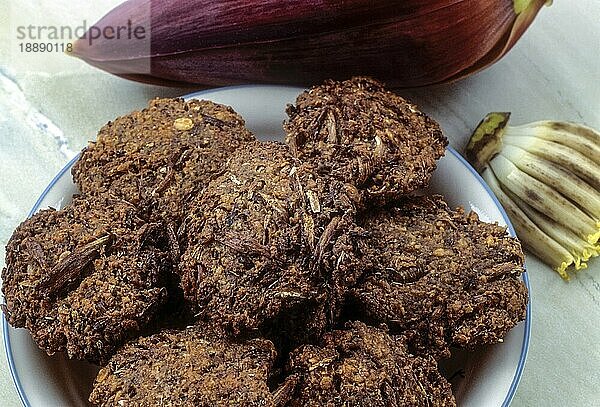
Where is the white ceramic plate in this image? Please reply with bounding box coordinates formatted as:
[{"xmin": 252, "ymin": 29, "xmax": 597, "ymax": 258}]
[{"xmin": 3, "ymin": 85, "xmax": 530, "ymax": 407}]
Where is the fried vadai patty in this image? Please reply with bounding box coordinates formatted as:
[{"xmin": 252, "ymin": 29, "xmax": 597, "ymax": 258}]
[
  {"xmin": 89, "ymin": 326, "xmax": 278, "ymax": 407},
  {"xmin": 179, "ymin": 141, "xmax": 363, "ymax": 348},
  {"xmin": 349, "ymin": 195, "xmax": 528, "ymax": 359},
  {"xmin": 286, "ymin": 321, "xmax": 455, "ymax": 407},
  {"xmin": 284, "ymin": 77, "xmax": 447, "ymax": 204},
  {"xmin": 1, "ymin": 196, "xmax": 171, "ymax": 364},
  {"xmin": 72, "ymin": 97, "xmax": 254, "ymax": 224}
]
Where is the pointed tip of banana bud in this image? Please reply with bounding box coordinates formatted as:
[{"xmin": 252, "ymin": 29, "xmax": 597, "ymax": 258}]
[
  {"xmin": 68, "ymin": 37, "xmax": 115, "ymax": 73},
  {"xmin": 69, "ymin": 34, "xmax": 144, "ymax": 62},
  {"xmin": 66, "ymin": 0, "xmax": 153, "ymax": 74},
  {"xmin": 68, "ymin": 38, "xmax": 86, "ymax": 60}
]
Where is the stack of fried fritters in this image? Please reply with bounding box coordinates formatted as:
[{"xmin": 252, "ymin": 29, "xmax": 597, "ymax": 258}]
[{"xmin": 2, "ymin": 77, "xmax": 527, "ymax": 406}]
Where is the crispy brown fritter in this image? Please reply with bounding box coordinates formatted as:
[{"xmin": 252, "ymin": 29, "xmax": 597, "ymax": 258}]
[
  {"xmin": 3, "ymin": 82, "xmax": 529, "ymax": 407},
  {"xmin": 89, "ymin": 326, "xmax": 277, "ymax": 407},
  {"xmin": 72, "ymin": 98, "xmax": 254, "ymax": 224},
  {"xmin": 179, "ymin": 141, "xmax": 363, "ymax": 348},
  {"xmin": 349, "ymin": 195, "xmax": 528, "ymax": 359},
  {"xmin": 286, "ymin": 321, "xmax": 455, "ymax": 407},
  {"xmin": 285, "ymin": 77, "xmax": 447, "ymax": 204},
  {"xmin": 1, "ymin": 196, "xmax": 171, "ymax": 364}
]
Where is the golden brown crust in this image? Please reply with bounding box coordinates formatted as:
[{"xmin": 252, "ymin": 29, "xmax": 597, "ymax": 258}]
[
  {"xmin": 2, "ymin": 196, "xmax": 170, "ymax": 364},
  {"xmin": 3, "ymin": 81, "xmax": 528, "ymax": 405},
  {"xmin": 90, "ymin": 326, "xmax": 277, "ymax": 407},
  {"xmin": 285, "ymin": 77, "xmax": 447, "ymax": 205},
  {"xmin": 286, "ymin": 321, "xmax": 456, "ymax": 407},
  {"xmin": 179, "ymin": 141, "xmax": 362, "ymax": 349},
  {"xmin": 349, "ymin": 195, "xmax": 527, "ymax": 359},
  {"xmin": 72, "ymin": 98, "xmax": 254, "ymax": 224},
  {"xmin": 3, "ymin": 98, "xmax": 255, "ymax": 364}
]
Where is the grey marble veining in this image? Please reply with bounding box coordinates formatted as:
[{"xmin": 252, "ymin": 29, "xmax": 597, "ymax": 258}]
[{"xmin": 0, "ymin": 0, "xmax": 599, "ymax": 406}]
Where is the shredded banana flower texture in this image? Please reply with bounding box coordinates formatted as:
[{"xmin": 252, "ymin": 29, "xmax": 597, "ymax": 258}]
[{"xmin": 466, "ymin": 113, "xmax": 600, "ymax": 279}]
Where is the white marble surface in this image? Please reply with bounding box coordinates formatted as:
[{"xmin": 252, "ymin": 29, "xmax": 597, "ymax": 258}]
[{"xmin": 0, "ymin": 1, "xmax": 599, "ymax": 405}]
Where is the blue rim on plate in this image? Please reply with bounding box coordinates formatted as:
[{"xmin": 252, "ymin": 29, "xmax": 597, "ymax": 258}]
[
  {"xmin": 2, "ymin": 153, "xmax": 80, "ymax": 407},
  {"xmin": 2, "ymin": 147, "xmax": 531, "ymax": 407},
  {"xmin": 450, "ymin": 148, "xmax": 532, "ymax": 407}
]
